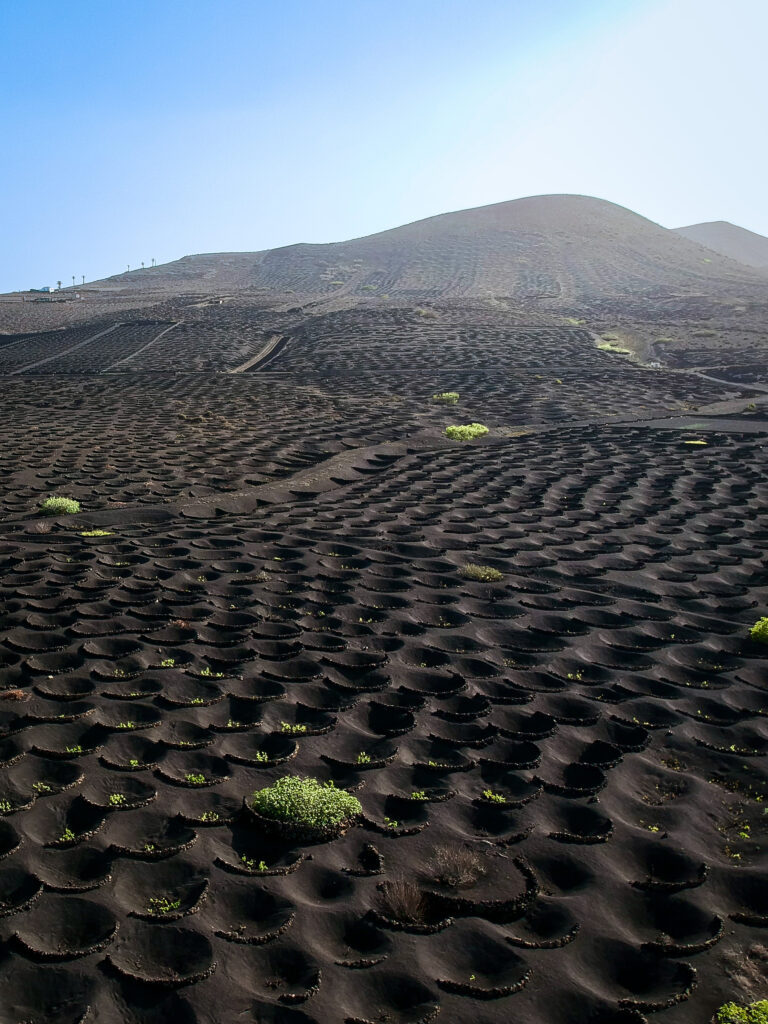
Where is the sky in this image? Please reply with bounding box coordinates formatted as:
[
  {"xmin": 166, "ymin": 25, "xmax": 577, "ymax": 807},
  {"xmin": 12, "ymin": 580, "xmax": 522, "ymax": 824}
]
[{"xmin": 1, "ymin": 0, "xmax": 766, "ymax": 291}]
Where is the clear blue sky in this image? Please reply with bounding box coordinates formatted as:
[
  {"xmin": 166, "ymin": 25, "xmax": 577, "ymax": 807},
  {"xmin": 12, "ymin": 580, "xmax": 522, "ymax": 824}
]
[{"xmin": 1, "ymin": 0, "xmax": 766, "ymax": 291}]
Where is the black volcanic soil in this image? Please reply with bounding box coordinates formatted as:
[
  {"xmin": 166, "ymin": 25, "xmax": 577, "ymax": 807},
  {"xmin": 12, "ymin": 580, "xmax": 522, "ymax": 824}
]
[{"xmin": 0, "ymin": 199, "xmax": 767, "ymax": 1023}]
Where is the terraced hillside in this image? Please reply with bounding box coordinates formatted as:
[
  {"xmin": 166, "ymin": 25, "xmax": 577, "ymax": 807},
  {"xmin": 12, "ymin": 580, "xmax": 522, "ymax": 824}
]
[{"xmin": 0, "ymin": 198, "xmax": 767, "ymax": 1024}]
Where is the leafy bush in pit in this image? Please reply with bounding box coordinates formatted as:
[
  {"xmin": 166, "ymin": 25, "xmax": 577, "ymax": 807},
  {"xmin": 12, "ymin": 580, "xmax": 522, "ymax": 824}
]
[
  {"xmin": 460, "ymin": 563, "xmax": 503, "ymax": 582},
  {"xmin": 482, "ymin": 788, "xmax": 506, "ymax": 803},
  {"xmin": 445, "ymin": 423, "xmax": 488, "ymax": 441},
  {"xmin": 251, "ymin": 776, "xmax": 361, "ymax": 829},
  {"xmin": 432, "ymin": 391, "xmax": 459, "ymax": 405},
  {"xmin": 281, "ymin": 722, "xmax": 307, "ymax": 734},
  {"xmin": 717, "ymin": 1001, "xmax": 768, "ymax": 1024},
  {"xmin": 39, "ymin": 496, "xmax": 81, "ymax": 515},
  {"xmin": 147, "ymin": 896, "xmax": 181, "ymax": 916},
  {"xmin": 597, "ymin": 341, "xmax": 632, "ymax": 355},
  {"xmin": 749, "ymin": 618, "xmax": 768, "ymax": 644}
]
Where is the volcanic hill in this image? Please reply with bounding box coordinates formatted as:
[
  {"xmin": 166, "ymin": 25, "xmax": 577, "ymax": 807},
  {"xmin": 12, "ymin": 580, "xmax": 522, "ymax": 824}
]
[
  {"xmin": 674, "ymin": 220, "xmax": 768, "ymax": 271},
  {"xmin": 94, "ymin": 194, "xmax": 767, "ymax": 303}
]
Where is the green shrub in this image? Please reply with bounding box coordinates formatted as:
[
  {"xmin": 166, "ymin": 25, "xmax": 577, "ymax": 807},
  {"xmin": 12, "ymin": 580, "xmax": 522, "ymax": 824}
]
[
  {"xmin": 251, "ymin": 776, "xmax": 361, "ymax": 829},
  {"xmin": 597, "ymin": 341, "xmax": 632, "ymax": 355},
  {"xmin": 482, "ymin": 788, "xmax": 506, "ymax": 803},
  {"xmin": 717, "ymin": 1000, "xmax": 768, "ymax": 1024},
  {"xmin": 460, "ymin": 563, "xmax": 503, "ymax": 582},
  {"xmin": 281, "ymin": 722, "xmax": 307, "ymax": 735},
  {"xmin": 749, "ymin": 618, "xmax": 768, "ymax": 644},
  {"xmin": 147, "ymin": 896, "xmax": 181, "ymax": 916},
  {"xmin": 39, "ymin": 496, "xmax": 81, "ymax": 515},
  {"xmin": 445, "ymin": 423, "xmax": 488, "ymax": 441},
  {"xmin": 432, "ymin": 391, "xmax": 459, "ymax": 405}
]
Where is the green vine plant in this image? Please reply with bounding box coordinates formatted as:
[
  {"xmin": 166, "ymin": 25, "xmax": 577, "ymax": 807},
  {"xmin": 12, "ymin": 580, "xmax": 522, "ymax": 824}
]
[
  {"xmin": 147, "ymin": 896, "xmax": 181, "ymax": 916},
  {"xmin": 445, "ymin": 423, "xmax": 489, "ymax": 441},
  {"xmin": 717, "ymin": 1001, "xmax": 768, "ymax": 1024},
  {"xmin": 250, "ymin": 776, "xmax": 361, "ymax": 829},
  {"xmin": 39, "ymin": 496, "xmax": 81, "ymax": 515}
]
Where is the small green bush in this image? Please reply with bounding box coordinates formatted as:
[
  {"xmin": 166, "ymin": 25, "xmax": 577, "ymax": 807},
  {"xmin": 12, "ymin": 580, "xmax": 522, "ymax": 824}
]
[
  {"xmin": 597, "ymin": 341, "xmax": 632, "ymax": 355},
  {"xmin": 147, "ymin": 896, "xmax": 181, "ymax": 916},
  {"xmin": 460, "ymin": 563, "xmax": 503, "ymax": 583},
  {"xmin": 749, "ymin": 618, "xmax": 768, "ymax": 644},
  {"xmin": 482, "ymin": 788, "xmax": 506, "ymax": 803},
  {"xmin": 445, "ymin": 423, "xmax": 488, "ymax": 441},
  {"xmin": 432, "ymin": 391, "xmax": 459, "ymax": 405},
  {"xmin": 251, "ymin": 776, "xmax": 361, "ymax": 829},
  {"xmin": 39, "ymin": 496, "xmax": 81, "ymax": 516},
  {"xmin": 717, "ymin": 1000, "xmax": 768, "ymax": 1024},
  {"xmin": 281, "ymin": 722, "xmax": 307, "ymax": 735}
]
